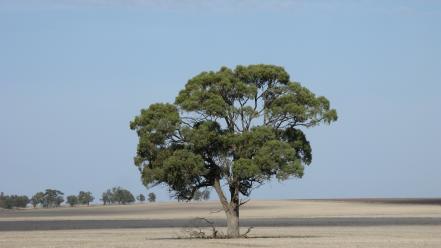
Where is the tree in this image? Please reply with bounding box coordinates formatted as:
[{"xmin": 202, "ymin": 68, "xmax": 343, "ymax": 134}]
[
  {"xmin": 78, "ymin": 191, "xmax": 94, "ymax": 206},
  {"xmin": 193, "ymin": 189, "xmax": 210, "ymax": 201},
  {"xmin": 31, "ymin": 192, "xmax": 45, "ymax": 208},
  {"xmin": 0, "ymin": 192, "xmax": 4, "ymax": 208},
  {"xmin": 130, "ymin": 64, "xmax": 337, "ymax": 237},
  {"xmin": 14, "ymin": 195, "xmax": 30, "ymax": 208},
  {"xmin": 202, "ymin": 190, "xmax": 210, "ymax": 201},
  {"xmin": 66, "ymin": 195, "xmax": 79, "ymax": 207},
  {"xmin": 110, "ymin": 187, "xmax": 135, "ymax": 205},
  {"xmin": 119, "ymin": 189, "xmax": 135, "ymax": 205},
  {"xmin": 0, "ymin": 195, "xmax": 15, "ymax": 209},
  {"xmin": 0, "ymin": 194, "xmax": 29, "ymax": 209},
  {"xmin": 101, "ymin": 189, "xmax": 112, "ymax": 205},
  {"xmin": 193, "ymin": 191, "xmax": 202, "ymax": 201},
  {"xmin": 137, "ymin": 194, "xmax": 146, "ymax": 203},
  {"xmin": 1, "ymin": 196, "xmax": 15, "ymax": 209},
  {"xmin": 147, "ymin": 192, "xmax": 156, "ymax": 203},
  {"xmin": 100, "ymin": 187, "xmax": 134, "ymax": 205},
  {"xmin": 43, "ymin": 189, "xmax": 64, "ymax": 208}
]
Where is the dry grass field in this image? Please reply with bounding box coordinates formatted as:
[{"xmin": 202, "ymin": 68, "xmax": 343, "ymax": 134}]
[{"xmin": 1, "ymin": 199, "xmax": 441, "ymax": 247}]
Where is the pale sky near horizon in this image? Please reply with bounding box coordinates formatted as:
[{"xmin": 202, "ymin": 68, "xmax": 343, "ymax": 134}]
[{"xmin": 1, "ymin": 0, "xmax": 440, "ymax": 202}]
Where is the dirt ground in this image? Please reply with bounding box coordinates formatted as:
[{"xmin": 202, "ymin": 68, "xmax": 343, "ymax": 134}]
[
  {"xmin": 1, "ymin": 226, "xmax": 441, "ymax": 248},
  {"xmin": 1, "ymin": 199, "xmax": 440, "ymax": 221},
  {"xmin": 1, "ymin": 199, "xmax": 441, "ymax": 247}
]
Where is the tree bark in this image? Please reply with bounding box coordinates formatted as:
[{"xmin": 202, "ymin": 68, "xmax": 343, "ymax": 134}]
[
  {"xmin": 226, "ymin": 204, "xmax": 240, "ymax": 238},
  {"xmin": 213, "ymin": 177, "xmax": 241, "ymax": 238},
  {"xmin": 227, "ymin": 181, "xmax": 240, "ymax": 238}
]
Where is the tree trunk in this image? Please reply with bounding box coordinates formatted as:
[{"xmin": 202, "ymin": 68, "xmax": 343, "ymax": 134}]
[
  {"xmin": 226, "ymin": 206, "xmax": 240, "ymax": 238},
  {"xmin": 213, "ymin": 177, "xmax": 241, "ymax": 238}
]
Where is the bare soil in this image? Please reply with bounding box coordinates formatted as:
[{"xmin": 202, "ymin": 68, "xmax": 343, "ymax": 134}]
[{"xmin": 1, "ymin": 199, "xmax": 440, "ymax": 247}]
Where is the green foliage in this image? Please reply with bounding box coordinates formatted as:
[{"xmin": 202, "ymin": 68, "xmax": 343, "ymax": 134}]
[
  {"xmin": 136, "ymin": 194, "xmax": 146, "ymax": 202},
  {"xmin": 131, "ymin": 64, "xmax": 337, "ymax": 202},
  {"xmin": 42, "ymin": 189, "xmax": 64, "ymax": 208},
  {"xmin": 66, "ymin": 195, "xmax": 79, "ymax": 207},
  {"xmin": 101, "ymin": 190, "xmax": 113, "ymax": 205},
  {"xmin": 148, "ymin": 192, "xmax": 156, "ymax": 203},
  {"xmin": 0, "ymin": 193, "xmax": 29, "ymax": 209},
  {"xmin": 14, "ymin": 195, "xmax": 30, "ymax": 208},
  {"xmin": 31, "ymin": 192, "xmax": 45, "ymax": 208},
  {"xmin": 101, "ymin": 187, "xmax": 135, "ymax": 205},
  {"xmin": 1, "ymin": 197, "xmax": 14, "ymax": 209},
  {"xmin": 111, "ymin": 187, "xmax": 135, "ymax": 204},
  {"xmin": 193, "ymin": 189, "xmax": 210, "ymax": 201},
  {"xmin": 78, "ymin": 191, "xmax": 94, "ymax": 206}
]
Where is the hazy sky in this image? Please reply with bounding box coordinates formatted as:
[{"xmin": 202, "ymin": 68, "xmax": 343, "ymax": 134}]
[{"xmin": 1, "ymin": 0, "xmax": 440, "ymax": 201}]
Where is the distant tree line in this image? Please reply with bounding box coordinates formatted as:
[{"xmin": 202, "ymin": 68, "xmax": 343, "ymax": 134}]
[
  {"xmin": 31, "ymin": 189, "xmax": 64, "ymax": 208},
  {"xmin": 134, "ymin": 192, "xmax": 157, "ymax": 203},
  {"xmin": 0, "ymin": 192, "xmax": 29, "ymax": 209},
  {"xmin": 1, "ymin": 187, "xmax": 160, "ymax": 209},
  {"xmin": 100, "ymin": 188, "xmax": 157, "ymax": 205},
  {"xmin": 193, "ymin": 189, "xmax": 210, "ymax": 201},
  {"xmin": 66, "ymin": 191, "xmax": 94, "ymax": 207}
]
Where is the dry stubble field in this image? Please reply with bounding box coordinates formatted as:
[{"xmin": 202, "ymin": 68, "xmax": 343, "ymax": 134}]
[{"xmin": 1, "ymin": 199, "xmax": 440, "ymax": 247}]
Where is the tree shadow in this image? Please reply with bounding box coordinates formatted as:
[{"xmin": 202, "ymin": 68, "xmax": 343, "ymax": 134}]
[{"xmin": 148, "ymin": 235, "xmax": 322, "ymax": 240}]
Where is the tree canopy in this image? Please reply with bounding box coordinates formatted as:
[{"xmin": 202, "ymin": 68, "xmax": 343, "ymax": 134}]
[
  {"xmin": 130, "ymin": 64, "xmax": 337, "ymax": 237},
  {"xmin": 137, "ymin": 194, "xmax": 146, "ymax": 202},
  {"xmin": 193, "ymin": 189, "xmax": 210, "ymax": 201},
  {"xmin": 78, "ymin": 191, "xmax": 94, "ymax": 206},
  {"xmin": 0, "ymin": 193, "xmax": 29, "ymax": 209},
  {"xmin": 66, "ymin": 195, "xmax": 79, "ymax": 207},
  {"xmin": 101, "ymin": 187, "xmax": 135, "ymax": 205},
  {"xmin": 42, "ymin": 189, "xmax": 64, "ymax": 208},
  {"xmin": 147, "ymin": 192, "xmax": 156, "ymax": 203},
  {"xmin": 31, "ymin": 192, "xmax": 45, "ymax": 208}
]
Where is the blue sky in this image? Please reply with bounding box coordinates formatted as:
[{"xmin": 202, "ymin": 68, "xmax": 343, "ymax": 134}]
[{"xmin": 1, "ymin": 1, "xmax": 440, "ymax": 201}]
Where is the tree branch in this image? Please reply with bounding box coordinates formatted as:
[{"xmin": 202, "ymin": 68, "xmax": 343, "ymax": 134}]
[
  {"xmin": 213, "ymin": 177, "xmax": 230, "ymax": 214},
  {"xmin": 239, "ymin": 198, "xmax": 250, "ymax": 206}
]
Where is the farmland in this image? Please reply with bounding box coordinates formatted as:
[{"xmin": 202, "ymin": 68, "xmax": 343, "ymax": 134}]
[{"xmin": 1, "ymin": 199, "xmax": 440, "ymax": 247}]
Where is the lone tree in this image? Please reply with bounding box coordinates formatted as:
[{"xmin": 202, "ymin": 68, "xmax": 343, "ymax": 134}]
[
  {"xmin": 130, "ymin": 64, "xmax": 337, "ymax": 237},
  {"xmin": 147, "ymin": 192, "xmax": 156, "ymax": 203},
  {"xmin": 137, "ymin": 194, "xmax": 146, "ymax": 203},
  {"xmin": 202, "ymin": 190, "xmax": 210, "ymax": 201}
]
